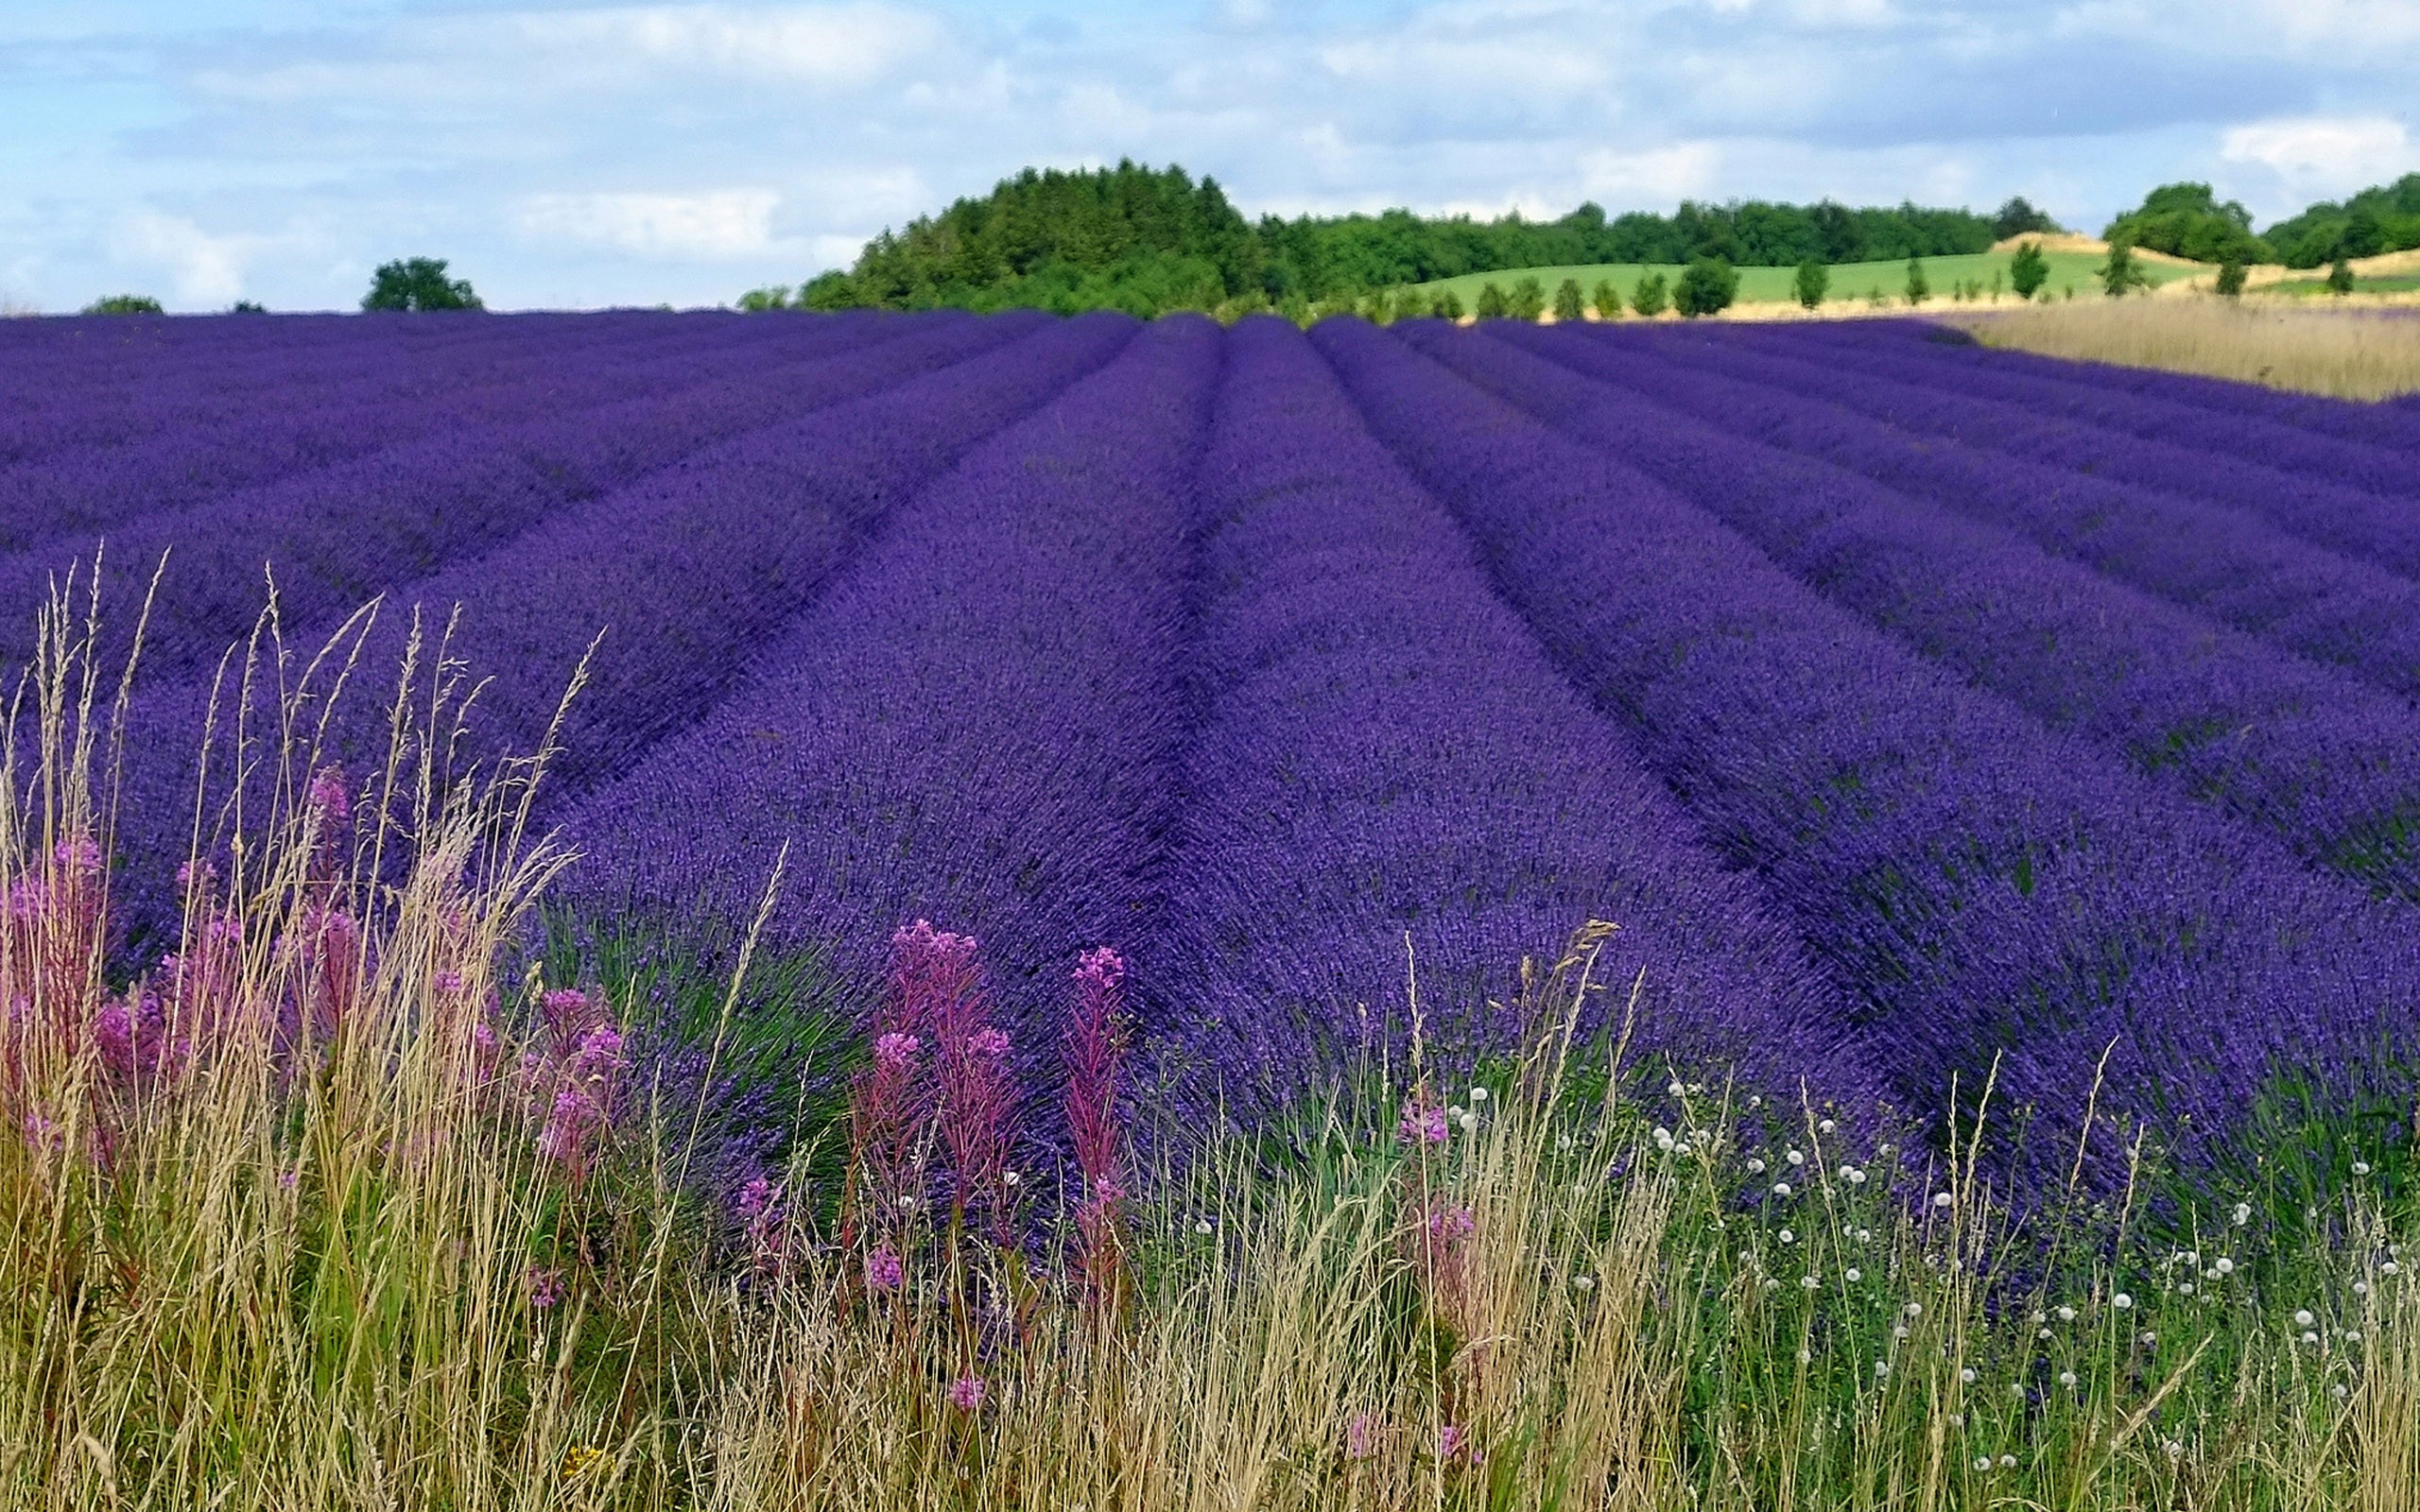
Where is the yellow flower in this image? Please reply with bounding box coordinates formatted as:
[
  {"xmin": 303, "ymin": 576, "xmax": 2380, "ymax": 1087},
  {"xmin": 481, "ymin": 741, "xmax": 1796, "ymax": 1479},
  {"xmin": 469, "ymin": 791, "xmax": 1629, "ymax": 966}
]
[{"xmin": 560, "ymin": 1444, "xmax": 609, "ymax": 1482}]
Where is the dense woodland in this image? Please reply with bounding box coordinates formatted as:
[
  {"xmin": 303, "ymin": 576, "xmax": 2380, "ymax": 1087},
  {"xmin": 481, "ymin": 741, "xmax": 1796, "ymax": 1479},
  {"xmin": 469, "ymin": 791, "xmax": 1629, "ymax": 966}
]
[
  {"xmin": 774, "ymin": 162, "xmax": 2420, "ymax": 317},
  {"xmin": 792, "ymin": 162, "xmax": 2050, "ymax": 316}
]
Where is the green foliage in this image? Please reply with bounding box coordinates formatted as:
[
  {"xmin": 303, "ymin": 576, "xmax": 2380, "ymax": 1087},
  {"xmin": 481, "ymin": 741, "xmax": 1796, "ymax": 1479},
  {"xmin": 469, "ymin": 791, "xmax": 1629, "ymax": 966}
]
[
  {"xmin": 1507, "ymin": 275, "xmax": 1547, "ymax": 321},
  {"xmin": 1792, "ymin": 258, "xmax": 1829, "ymax": 310},
  {"xmin": 2007, "ymin": 240, "xmax": 2050, "ymax": 300},
  {"xmin": 230, "ymin": 300, "xmax": 268, "ymax": 315},
  {"xmin": 2104, "ymin": 182, "xmax": 2272, "ymax": 266},
  {"xmin": 801, "ymin": 161, "xmax": 1258, "ymax": 317},
  {"xmin": 361, "ymin": 257, "xmax": 482, "ymax": 312},
  {"xmin": 2099, "ymin": 239, "xmax": 2152, "ymax": 297},
  {"xmin": 735, "ymin": 285, "xmax": 793, "ymax": 312},
  {"xmin": 2264, "ymin": 173, "xmax": 2420, "ymax": 268},
  {"xmin": 1991, "ymin": 194, "xmax": 2062, "ymax": 241},
  {"xmin": 1591, "ymin": 279, "xmax": 1621, "ymax": 318},
  {"xmin": 1474, "ymin": 281, "xmax": 1509, "ymax": 319},
  {"xmin": 1904, "ymin": 255, "xmax": 1930, "ymax": 304},
  {"xmin": 1551, "ymin": 276, "xmax": 1585, "ymax": 322},
  {"xmin": 801, "ymin": 163, "xmax": 2013, "ymax": 315},
  {"xmin": 1390, "ymin": 285, "xmax": 1426, "ymax": 323},
  {"xmin": 81, "ymin": 294, "xmax": 164, "ymax": 316},
  {"xmin": 1673, "ymin": 256, "xmax": 1739, "ymax": 318},
  {"xmin": 2216, "ymin": 259, "xmax": 2248, "ymax": 298},
  {"xmin": 2328, "ymin": 257, "xmax": 2358, "ymax": 296},
  {"xmin": 1430, "ymin": 288, "xmax": 1464, "ymax": 321},
  {"xmin": 1630, "ymin": 271, "xmax": 1669, "ymax": 318}
]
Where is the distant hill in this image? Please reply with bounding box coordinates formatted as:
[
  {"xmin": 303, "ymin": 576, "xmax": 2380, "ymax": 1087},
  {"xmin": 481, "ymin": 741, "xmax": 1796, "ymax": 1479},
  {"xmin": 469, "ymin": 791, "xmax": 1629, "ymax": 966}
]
[{"xmin": 786, "ymin": 162, "xmax": 2052, "ymax": 317}]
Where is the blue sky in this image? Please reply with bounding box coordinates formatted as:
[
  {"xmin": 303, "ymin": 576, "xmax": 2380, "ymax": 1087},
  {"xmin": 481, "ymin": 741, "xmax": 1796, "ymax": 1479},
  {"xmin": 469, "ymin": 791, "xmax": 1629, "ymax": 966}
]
[{"xmin": 4, "ymin": 0, "xmax": 2415, "ymax": 312}]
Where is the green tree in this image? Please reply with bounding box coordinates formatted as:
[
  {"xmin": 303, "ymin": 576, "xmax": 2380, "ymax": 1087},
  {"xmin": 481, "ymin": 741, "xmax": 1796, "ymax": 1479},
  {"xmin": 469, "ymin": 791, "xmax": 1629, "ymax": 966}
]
[
  {"xmin": 2215, "ymin": 260, "xmax": 2247, "ymax": 298},
  {"xmin": 1508, "ymin": 275, "xmax": 1547, "ymax": 320},
  {"xmin": 82, "ymin": 294, "xmax": 164, "ymax": 315},
  {"xmin": 1629, "ymin": 272, "xmax": 1668, "ymax": 318},
  {"xmin": 2008, "ymin": 240, "xmax": 2049, "ymax": 300},
  {"xmin": 1475, "ymin": 282, "xmax": 1510, "ymax": 318},
  {"xmin": 1592, "ymin": 279, "xmax": 1621, "ymax": 318},
  {"xmin": 362, "ymin": 258, "xmax": 482, "ymax": 312},
  {"xmin": 231, "ymin": 300, "xmax": 268, "ymax": 314},
  {"xmin": 1673, "ymin": 257, "xmax": 1739, "ymax": 318},
  {"xmin": 2098, "ymin": 239, "xmax": 2151, "ymax": 297},
  {"xmin": 1992, "ymin": 195, "xmax": 2061, "ymax": 241},
  {"xmin": 735, "ymin": 285, "xmax": 792, "ymax": 312},
  {"xmin": 1552, "ymin": 277, "xmax": 1586, "ymax": 322},
  {"xmin": 1431, "ymin": 289, "xmax": 1465, "ymax": 320},
  {"xmin": 1904, "ymin": 256, "xmax": 1930, "ymax": 304},
  {"xmin": 1792, "ymin": 259, "xmax": 1829, "ymax": 310},
  {"xmin": 2327, "ymin": 257, "xmax": 2357, "ymax": 295}
]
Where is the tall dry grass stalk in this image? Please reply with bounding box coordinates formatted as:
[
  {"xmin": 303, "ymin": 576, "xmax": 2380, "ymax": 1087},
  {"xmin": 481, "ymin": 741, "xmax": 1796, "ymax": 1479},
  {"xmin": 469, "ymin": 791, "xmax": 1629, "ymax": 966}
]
[{"xmin": 1967, "ymin": 297, "xmax": 2420, "ymax": 400}]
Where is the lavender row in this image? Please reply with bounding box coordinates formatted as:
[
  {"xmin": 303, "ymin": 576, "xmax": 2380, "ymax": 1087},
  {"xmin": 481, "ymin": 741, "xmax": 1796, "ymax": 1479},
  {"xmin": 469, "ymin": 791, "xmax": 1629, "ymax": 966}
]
[
  {"xmin": 0, "ymin": 315, "xmax": 881, "ymax": 557},
  {"xmin": 1509, "ymin": 325, "xmax": 2420, "ymax": 708},
  {"xmin": 1770, "ymin": 318, "xmax": 2420, "ymax": 458},
  {"xmin": 557, "ymin": 315, "xmax": 1204, "ymax": 1044},
  {"xmin": 1319, "ymin": 318, "xmax": 2420, "ymax": 1190},
  {"xmin": 1668, "ymin": 326, "xmax": 2420, "ymax": 576},
  {"xmin": 107, "ymin": 314, "xmax": 1139, "ymax": 953},
  {"xmin": 0, "ymin": 311, "xmax": 1032, "ymax": 685},
  {"xmin": 0, "ymin": 314, "xmax": 664, "ymax": 467},
  {"xmin": 1415, "ymin": 322, "xmax": 2420, "ymax": 900},
  {"xmin": 1153, "ymin": 317, "xmax": 1868, "ymax": 1110}
]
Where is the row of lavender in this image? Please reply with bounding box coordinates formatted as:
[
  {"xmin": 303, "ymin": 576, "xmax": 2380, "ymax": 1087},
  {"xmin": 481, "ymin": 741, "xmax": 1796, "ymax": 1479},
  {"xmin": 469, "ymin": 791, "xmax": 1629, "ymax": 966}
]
[{"xmin": 6, "ymin": 309, "xmax": 2418, "ymax": 1193}]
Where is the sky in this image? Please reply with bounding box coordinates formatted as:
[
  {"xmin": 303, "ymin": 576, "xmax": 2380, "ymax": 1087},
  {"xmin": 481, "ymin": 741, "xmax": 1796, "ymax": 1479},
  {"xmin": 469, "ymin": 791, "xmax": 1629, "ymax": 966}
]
[{"xmin": 2, "ymin": 0, "xmax": 2416, "ymax": 313}]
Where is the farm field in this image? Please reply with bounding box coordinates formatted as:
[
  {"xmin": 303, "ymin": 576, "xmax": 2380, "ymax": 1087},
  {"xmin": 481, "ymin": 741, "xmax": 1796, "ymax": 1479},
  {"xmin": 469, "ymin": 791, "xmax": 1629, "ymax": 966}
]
[
  {"xmin": 10, "ymin": 307, "xmax": 2420, "ymax": 1507},
  {"xmin": 7, "ymin": 307, "xmax": 2420, "ymax": 1194},
  {"xmin": 1409, "ymin": 248, "xmax": 2200, "ymax": 309}
]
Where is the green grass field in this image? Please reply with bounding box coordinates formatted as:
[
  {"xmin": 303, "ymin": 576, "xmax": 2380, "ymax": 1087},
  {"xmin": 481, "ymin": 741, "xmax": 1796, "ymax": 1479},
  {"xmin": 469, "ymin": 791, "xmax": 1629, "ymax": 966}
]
[{"xmin": 1412, "ymin": 249, "xmax": 2202, "ymax": 309}]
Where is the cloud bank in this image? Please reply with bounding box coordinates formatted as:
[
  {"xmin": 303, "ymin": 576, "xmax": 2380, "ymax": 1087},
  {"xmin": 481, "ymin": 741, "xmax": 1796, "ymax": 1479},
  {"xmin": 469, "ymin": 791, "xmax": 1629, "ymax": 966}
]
[{"xmin": 1, "ymin": 0, "xmax": 2413, "ymax": 310}]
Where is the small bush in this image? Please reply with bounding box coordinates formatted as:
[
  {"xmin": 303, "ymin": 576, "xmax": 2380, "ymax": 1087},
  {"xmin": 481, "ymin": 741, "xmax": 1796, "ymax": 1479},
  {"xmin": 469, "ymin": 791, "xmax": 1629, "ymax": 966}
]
[
  {"xmin": 2009, "ymin": 241, "xmax": 2049, "ymax": 300},
  {"xmin": 2099, "ymin": 239, "xmax": 2152, "ymax": 298},
  {"xmin": 362, "ymin": 257, "xmax": 482, "ymax": 312},
  {"xmin": 1507, "ymin": 276, "xmax": 1547, "ymax": 321},
  {"xmin": 1904, "ymin": 256, "xmax": 1931, "ymax": 305},
  {"xmin": 1630, "ymin": 272, "xmax": 1669, "ymax": 318},
  {"xmin": 735, "ymin": 285, "xmax": 793, "ymax": 312},
  {"xmin": 1793, "ymin": 260, "xmax": 1829, "ymax": 310},
  {"xmin": 82, "ymin": 294, "xmax": 164, "ymax": 316},
  {"xmin": 1476, "ymin": 282, "xmax": 1510, "ymax": 319},
  {"xmin": 1673, "ymin": 257, "xmax": 1739, "ymax": 318},
  {"xmin": 1592, "ymin": 279, "xmax": 1621, "ymax": 319},
  {"xmin": 1431, "ymin": 289, "xmax": 1465, "ymax": 321},
  {"xmin": 2216, "ymin": 260, "xmax": 2248, "ymax": 298},
  {"xmin": 2328, "ymin": 258, "xmax": 2358, "ymax": 296},
  {"xmin": 1392, "ymin": 286, "xmax": 1428, "ymax": 323},
  {"xmin": 1552, "ymin": 277, "xmax": 1586, "ymax": 322}
]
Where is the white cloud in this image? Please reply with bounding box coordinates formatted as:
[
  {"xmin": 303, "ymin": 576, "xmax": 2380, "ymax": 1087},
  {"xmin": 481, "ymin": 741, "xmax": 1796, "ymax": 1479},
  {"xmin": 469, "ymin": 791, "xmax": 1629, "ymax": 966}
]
[
  {"xmin": 109, "ymin": 211, "xmax": 279, "ymax": 301},
  {"xmin": 518, "ymin": 190, "xmax": 785, "ymax": 259},
  {"xmin": 2221, "ymin": 114, "xmax": 2414, "ymax": 200},
  {"xmin": 1577, "ymin": 141, "xmax": 1724, "ymax": 202},
  {"xmin": 199, "ymin": 3, "xmax": 945, "ymax": 104}
]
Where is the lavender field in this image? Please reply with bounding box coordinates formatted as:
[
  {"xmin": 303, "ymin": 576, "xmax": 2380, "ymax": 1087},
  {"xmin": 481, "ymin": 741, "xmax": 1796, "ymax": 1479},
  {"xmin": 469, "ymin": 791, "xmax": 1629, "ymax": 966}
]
[{"xmin": 9, "ymin": 306, "xmax": 2420, "ymax": 1194}]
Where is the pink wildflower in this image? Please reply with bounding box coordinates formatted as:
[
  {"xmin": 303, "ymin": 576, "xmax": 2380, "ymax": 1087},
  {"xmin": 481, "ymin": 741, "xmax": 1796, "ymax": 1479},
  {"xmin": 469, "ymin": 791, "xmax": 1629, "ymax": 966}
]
[
  {"xmin": 873, "ymin": 1031, "xmax": 922, "ymax": 1068},
  {"xmin": 1065, "ymin": 945, "xmax": 1131, "ymax": 1304},
  {"xmin": 865, "ymin": 1246, "xmax": 905, "ymax": 1292},
  {"xmin": 947, "ymin": 1375, "xmax": 987, "ymax": 1412},
  {"xmin": 1399, "ymin": 1091, "xmax": 1451, "ymax": 1147},
  {"xmin": 1438, "ymin": 1423, "xmax": 1478, "ymax": 1466},
  {"xmin": 1345, "ymin": 1412, "xmax": 1381, "ymax": 1461},
  {"xmin": 527, "ymin": 1265, "xmax": 566, "ymax": 1310}
]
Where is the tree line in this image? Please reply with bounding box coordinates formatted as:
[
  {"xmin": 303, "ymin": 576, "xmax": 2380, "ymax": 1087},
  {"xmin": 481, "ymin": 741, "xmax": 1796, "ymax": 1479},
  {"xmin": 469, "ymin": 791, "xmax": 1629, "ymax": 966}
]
[{"xmin": 775, "ymin": 161, "xmax": 2059, "ymax": 317}]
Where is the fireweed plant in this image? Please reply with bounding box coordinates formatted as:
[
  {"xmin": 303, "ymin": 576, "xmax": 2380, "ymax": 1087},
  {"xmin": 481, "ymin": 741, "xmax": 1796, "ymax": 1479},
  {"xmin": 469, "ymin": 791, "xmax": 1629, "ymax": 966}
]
[{"xmin": 0, "ymin": 602, "xmax": 2417, "ymax": 1509}]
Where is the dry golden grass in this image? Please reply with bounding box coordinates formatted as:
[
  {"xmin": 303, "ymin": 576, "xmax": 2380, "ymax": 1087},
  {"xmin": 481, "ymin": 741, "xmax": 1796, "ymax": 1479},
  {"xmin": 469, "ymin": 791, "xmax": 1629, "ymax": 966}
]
[{"xmin": 1968, "ymin": 296, "xmax": 2420, "ymax": 401}]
